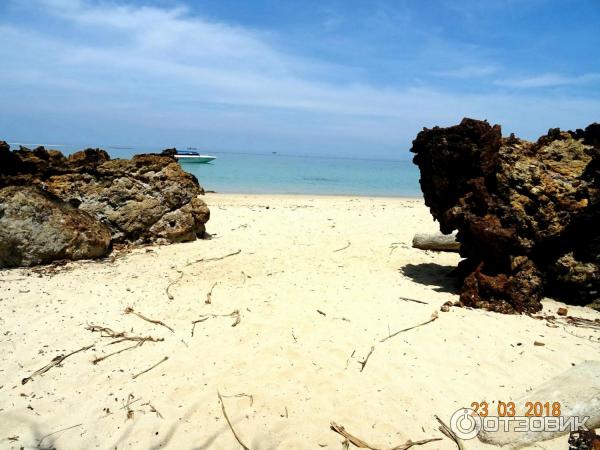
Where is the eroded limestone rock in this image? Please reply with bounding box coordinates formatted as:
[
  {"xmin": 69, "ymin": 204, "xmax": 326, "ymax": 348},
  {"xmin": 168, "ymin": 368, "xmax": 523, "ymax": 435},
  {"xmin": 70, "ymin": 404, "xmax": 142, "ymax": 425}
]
[{"xmin": 411, "ymin": 119, "xmax": 599, "ymax": 313}]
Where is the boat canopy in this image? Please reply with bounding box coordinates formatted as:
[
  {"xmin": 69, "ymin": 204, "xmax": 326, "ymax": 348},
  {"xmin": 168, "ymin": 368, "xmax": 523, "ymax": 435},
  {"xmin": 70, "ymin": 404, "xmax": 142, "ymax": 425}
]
[{"xmin": 176, "ymin": 150, "xmax": 200, "ymax": 156}]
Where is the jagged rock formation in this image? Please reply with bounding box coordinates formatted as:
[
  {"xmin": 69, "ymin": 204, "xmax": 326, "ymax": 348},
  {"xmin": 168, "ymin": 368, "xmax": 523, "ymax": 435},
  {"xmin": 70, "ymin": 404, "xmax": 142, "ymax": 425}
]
[
  {"xmin": 0, "ymin": 186, "xmax": 112, "ymax": 266},
  {"xmin": 411, "ymin": 118, "xmax": 599, "ymax": 313},
  {"xmin": 0, "ymin": 142, "xmax": 210, "ymax": 267}
]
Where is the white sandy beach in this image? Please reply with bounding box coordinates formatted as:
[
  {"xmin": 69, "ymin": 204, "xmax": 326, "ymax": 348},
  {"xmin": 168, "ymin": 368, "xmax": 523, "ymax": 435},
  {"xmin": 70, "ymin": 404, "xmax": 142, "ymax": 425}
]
[{"xmin": 0, "ymin": 194, "xmax": 598, "ymax": 450}]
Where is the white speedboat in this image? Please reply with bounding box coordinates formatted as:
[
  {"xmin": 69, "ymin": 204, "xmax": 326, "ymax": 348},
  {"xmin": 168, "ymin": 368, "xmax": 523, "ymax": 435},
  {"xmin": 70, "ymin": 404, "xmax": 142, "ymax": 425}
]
[{"xmin": 174, "ymin": 150, "xmax": 216, "ymax": 163}]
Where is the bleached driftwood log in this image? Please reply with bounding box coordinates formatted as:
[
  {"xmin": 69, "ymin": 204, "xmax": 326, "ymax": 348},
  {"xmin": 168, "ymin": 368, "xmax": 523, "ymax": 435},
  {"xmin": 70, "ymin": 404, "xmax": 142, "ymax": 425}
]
[
  {"xmin": 412, "ymin": 231, "xmax": 460, "ymax": 252},
  {"xmin": 478, "ymin": 360, "xmax": 600, "ymax": 448}
]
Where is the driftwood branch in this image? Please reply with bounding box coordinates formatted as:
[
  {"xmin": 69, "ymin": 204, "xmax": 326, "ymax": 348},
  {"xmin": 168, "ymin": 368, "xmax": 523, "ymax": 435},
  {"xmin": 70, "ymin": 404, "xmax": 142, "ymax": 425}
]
[
  {"xmin": 380, "ymin": 312, "xmax": 439, "ymax": 343},
  {"xmin": 435, "ymin": 415, "xmax": 464, "ymax": 450},
  {"xmin": 22, "ymin": 344, "xmax": 94, "ymax": 385},
  {"xmin": 218, "ymin": 391, "xmax": 251, "ymax": 450},
  {"xmin": 412, "ymin": 232, "xmax": 460, "ymax": 252},
  {"xmin": 132, "ymin": 356, "xmax": 168, "ymax": 380},
  {"xmin": 330, "ymin": 421, "xmax": 441, "ymax": 450},
  {"xmin": 124, "ymin": 307, "xmax": 174, "ymax": 333}
]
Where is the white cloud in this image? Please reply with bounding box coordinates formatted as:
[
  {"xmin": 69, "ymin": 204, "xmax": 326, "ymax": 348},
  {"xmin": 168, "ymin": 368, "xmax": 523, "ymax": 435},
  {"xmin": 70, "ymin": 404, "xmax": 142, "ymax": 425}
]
[
  {"xmin": 495, "ymin": 72, "xmax": 600, "ymax": 88},
  {"xmin": 434, "ymin": 65, "xmax": 499, "ymax": 78},
  {"xmin": 1, "ymin": 0, "xmax": 599, "ymax": 155}
]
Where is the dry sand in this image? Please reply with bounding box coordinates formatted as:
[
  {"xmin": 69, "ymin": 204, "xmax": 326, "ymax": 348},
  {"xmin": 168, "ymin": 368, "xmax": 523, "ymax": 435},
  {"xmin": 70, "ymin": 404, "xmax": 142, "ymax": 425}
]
[{"xmin": 0, "ymin": 194, "xmax": 598, "ymax": 450}]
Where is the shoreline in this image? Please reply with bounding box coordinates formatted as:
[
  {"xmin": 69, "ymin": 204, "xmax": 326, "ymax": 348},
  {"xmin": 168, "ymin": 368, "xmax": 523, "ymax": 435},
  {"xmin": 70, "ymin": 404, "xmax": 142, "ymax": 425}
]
[{"xmin": 204, "ymin": 191, "xmax": 424, "ymax": 200}]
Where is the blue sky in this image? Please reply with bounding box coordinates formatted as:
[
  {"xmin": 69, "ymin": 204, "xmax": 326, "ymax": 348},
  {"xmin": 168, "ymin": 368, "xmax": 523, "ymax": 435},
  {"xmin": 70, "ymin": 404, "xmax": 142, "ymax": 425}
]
[{"xmin": 0, "ymin": 0, "xmax": 599, "ymax": 158}]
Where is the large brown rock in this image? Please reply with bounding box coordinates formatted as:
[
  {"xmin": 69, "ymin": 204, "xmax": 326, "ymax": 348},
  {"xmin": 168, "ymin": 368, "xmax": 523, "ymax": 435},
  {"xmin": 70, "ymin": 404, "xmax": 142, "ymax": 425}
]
[
  {"xmin": 411, "ymin": 119, "xmax": 599, "ymax": 313},
  {"xmin": 0, "ymin": 142, "xmax": 211, "ymax": 267},
  {"xmin": 0, "ymin": 186, "xmax": 112, "ymax": 267},
  {"xmin": 42, "ymin": 153, "xmax": 209, "ymax": 243}
]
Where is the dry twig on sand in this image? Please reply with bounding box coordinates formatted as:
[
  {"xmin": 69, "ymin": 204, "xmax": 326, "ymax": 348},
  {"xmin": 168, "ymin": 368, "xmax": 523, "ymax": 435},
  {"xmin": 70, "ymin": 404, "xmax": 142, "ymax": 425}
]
[
  {"xmin": 191, "ymin": 317, "xmax": 209, "ymax": 336},
  {"xmin": 120, "ymin": 394, "xmax": 140, "ymax": 410},
  {"xmin": 218, "ymin": 391, "xmax": 251, "ymax": 450},
  {"xmin": 22, "ymin": 344, "xmax": 94, "ymax": 385},
  {"xmin": 166, "ymin": 250, "xmax": 241, "ymax": 300},
  {"xmin": 435, "ymin": 415, "xmax": 464, "ymax": 450},
  {"xmin": 330, "ymin": 422, "xmax": 441, "ymax": 450},
  {"xmin": 121, "ymin": 393, "xmax": 139, "ymax": 420},
  {"xmin": 132, "ymin": 356, "xmax": 168, "ymax": 380},
  {"xmin": 86, "ymin": 325, "xmax": 126, "ymax": 339},
  {"xmin": 398, "ymin": 297, "xmax": 429, "ymax": 305},
  {"xmin": 124, "ymin": 307, "xmax": 174, "ymax": 333},
  {"xmin": 562, "ymin": 327, "xmax": 600, "ymax": 343},
  {"xmin": 345, "ymin": 350, "xmax": 356, "ymax": 370},
  {"xmin": 141, "ymin": 401, "xmax": 164, "ymax": 419},
  {"xmin": 191, "ymin": 249, "xmax": 242, "ymax": 265},
  {"xmin": 205, "ymin": 282, "xmax": 218, "ymax": 304},
  {"xmin": 536, "ymin": 315, "xmax": 600, "ymax": 342},
  {"xmin": 191, "ymin": 310, "xmax": 241, "ymax": 336},
  {"xmin": 380, "ymin": 312, "xmax": 439, "ymax": 343},
  {"xmin": 334, "ymin": 241, "xmax": 351, "ymax": 252},
  {"xmin": 358, "ymin": 346, "xmax": 375, "ymax": 372},
  {"xmin": 92, "ymin": 340, "xmax": 147, "ymax": 365},
  {"xmin": 565, "ymin": 316, "xmax": 600, "ymax": 331},
  {"xmin": 86, "ymin": 324, "xmax": 164, "ymax": 344},
  {"xmin": 36, "ymin": 423, "xmax": 83, "ymax": 449},
  {"xmin": 165, "ymin": 271, "xmax": 184, "ymax": 300},
  {"xmin": 535, "ymin": 314, "xmax": 600, "ymax": 331}
]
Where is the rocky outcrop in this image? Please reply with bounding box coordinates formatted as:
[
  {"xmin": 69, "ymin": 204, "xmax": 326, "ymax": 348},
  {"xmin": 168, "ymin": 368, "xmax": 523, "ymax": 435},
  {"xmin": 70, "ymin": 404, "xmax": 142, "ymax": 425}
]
[
  {"xmin": 0, "ymin": 186, "xmax": 112, "ymax": 267},
  {"xmin": 0, "ymin": 142, "xmax": 210, "ymax": 267},
  {"xmin": 411, "ymin": 119, "xmax": 599, "ymax": 313}
]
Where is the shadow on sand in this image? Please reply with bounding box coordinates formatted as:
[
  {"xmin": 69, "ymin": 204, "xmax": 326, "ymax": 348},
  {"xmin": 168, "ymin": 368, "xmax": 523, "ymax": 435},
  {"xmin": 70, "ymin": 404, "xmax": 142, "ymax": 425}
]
[{"xmin": 400, "ymin": 263, "xmax": 460, "ymax": 294}]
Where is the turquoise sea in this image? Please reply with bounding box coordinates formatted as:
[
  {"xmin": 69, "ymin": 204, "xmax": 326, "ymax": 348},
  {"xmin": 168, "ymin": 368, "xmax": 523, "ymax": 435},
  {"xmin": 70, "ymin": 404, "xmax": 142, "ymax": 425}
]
[
  {"xmin": 180, "ymin": 152, "xmax": 421, "ymax": 197},
  {"xmin": 8, "ymin": 143, "xmax": 422, "ymax": 197}
]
